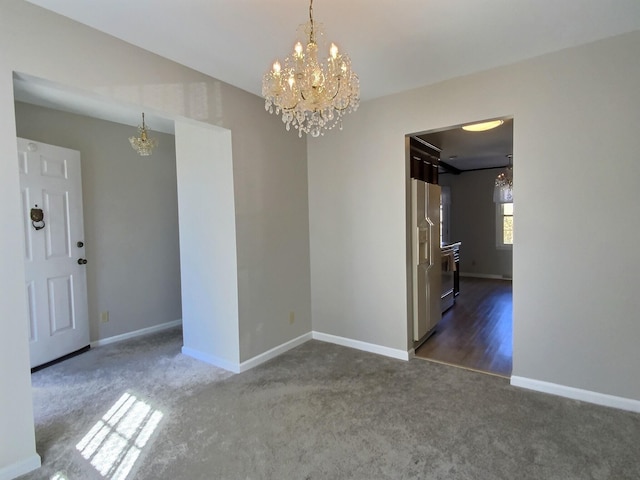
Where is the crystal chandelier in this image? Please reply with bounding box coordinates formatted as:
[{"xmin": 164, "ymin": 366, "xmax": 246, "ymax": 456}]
[
  {"xmin": 493, "ymin": 155, "xmax": 513, "ymax": 203},
  {"xmin": 262, "ymin": 0, "xmax": 360, "ymax": 137},
  {"xmin": 129, "ymin": 113, "xmax": 157, "ymax": 156}
]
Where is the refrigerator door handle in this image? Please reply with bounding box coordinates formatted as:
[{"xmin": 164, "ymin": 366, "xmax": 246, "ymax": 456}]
[{"xmin": 417, "ymin": 227, "xmax": 429, "ymax": 266}]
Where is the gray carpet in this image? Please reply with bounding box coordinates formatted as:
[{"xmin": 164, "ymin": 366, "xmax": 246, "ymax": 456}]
[{"xmin": 19, "ymin": 327, "xmax": 640, "ymax": 480}]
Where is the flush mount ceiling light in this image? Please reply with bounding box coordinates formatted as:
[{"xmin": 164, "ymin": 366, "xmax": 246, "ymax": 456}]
[
  {"xmin": 462, "ymin": 120, "xmax": 504, "ymax": 132},
  {"xmin": 262, "ymin": 0, "xmax": 360, "ymax": 137},
  {"xmin": 129, "ymin": 113, "xmax": 157, "ymax": 156}
]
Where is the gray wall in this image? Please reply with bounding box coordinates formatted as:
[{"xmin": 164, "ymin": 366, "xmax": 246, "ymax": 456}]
[
  {"xmin": 14, "ymin": 102, "xmax": 181, "ymax": 341},
  {"xmin": 439, "ymin": 169, "xmax": 513, "ymax": 278},
  {"xmin": 308, "ymin": 30, "xmax": 640, "ymax": 403}
]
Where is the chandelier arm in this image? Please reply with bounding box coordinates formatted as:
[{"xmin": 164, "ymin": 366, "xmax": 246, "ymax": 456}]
[
  {"xmin": 328, "ymin": 77, "xmax": 342, "ymax": 102},
  {"xmin": 298, "ymin": 78, "xmax": 341, "ymax": 104},
  {"xmin": 329, "ymin": 78, "xmax": 356, "ymax": 112},
  {"xmin": 298, "ymin": 82, "xmax": 352, "ymax": 113},
  {"xmin": 334, "ymin": 102, "xmax": 352, "ymax": 113}
]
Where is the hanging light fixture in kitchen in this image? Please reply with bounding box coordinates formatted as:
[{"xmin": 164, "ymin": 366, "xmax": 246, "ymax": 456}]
[
  {"xmin": 262, "ymin": 0, "xmax": 360, "ymax": 137},
  {"xmin": 493, "ymin": 154, "xmax": 513, "ymax": 203}
]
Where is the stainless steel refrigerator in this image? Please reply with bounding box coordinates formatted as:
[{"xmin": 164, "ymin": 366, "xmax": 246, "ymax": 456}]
[{"xmin": 411, "ymin": 179, "xmax": 442, "ymax": 342}]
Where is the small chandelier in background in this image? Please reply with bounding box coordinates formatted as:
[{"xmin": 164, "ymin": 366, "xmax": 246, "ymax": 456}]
[
  {"xmin": 494, "ymin": 155, "xmax": 513, "ymax": 203},
  {"xmin": 129, "ymin": 113, "xmax": 157, "ymax": 156},
  {"xmin": 262, "ymin": 0, "xmax": 360, "ymax": 137}
]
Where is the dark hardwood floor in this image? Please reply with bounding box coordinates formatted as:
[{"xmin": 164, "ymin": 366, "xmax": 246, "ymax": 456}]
[{"xmin": 415, "ymin": 277, "xmax": 512, "ymax": 377}]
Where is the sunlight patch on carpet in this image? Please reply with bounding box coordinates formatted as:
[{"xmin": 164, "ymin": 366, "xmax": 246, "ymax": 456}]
[{"xmin": 76, "ymin": 392, "xmax": 163, "ymax": 479}]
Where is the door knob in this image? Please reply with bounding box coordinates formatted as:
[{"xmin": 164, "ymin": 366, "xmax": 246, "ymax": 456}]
[{"xmin": 77, "ymin": 258, "xmax": 88, "ymax": 265}]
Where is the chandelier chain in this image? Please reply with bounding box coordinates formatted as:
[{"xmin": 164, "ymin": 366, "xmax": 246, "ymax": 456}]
[{"xmin": 309, "ymin": 0, "xmax": 315, "ymax": 43}]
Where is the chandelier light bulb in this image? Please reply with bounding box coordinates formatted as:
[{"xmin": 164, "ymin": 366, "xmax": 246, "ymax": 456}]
[{"xmin": 330, "ymin": 43, "xmax": 338, "ymax": 59}]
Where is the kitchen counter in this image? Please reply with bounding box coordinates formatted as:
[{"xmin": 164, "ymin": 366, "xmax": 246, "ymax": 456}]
[
  {"xmin": 440, "ymin": 242, "xmax": 461, "ymax": 312},
  {"xmin": 441, "ymin": 241, "xmax": 462, "ymax": 253}
]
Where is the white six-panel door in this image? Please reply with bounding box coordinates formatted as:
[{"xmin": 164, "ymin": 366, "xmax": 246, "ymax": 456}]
[{"xmin": 18, "ymin": 138, "xmax": 89, "ymax": 368}]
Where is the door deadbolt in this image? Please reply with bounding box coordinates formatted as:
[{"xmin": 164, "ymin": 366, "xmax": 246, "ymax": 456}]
[
  {"xmin": 77, "ymin": 241, "xmax": 84, "ymax": 248},
  {"xmin": 77, "ymin": 258, "xmax": 88, "ymax": 265}
]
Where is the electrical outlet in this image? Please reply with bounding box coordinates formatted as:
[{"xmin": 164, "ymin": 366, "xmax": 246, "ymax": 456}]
[
  {"xmin": 100, "ymin": 311, "xmax": 109, "ymax": 323},
  {"xmin": 289, "ymin": 311, "xmax": 295, "ymax": 325}
]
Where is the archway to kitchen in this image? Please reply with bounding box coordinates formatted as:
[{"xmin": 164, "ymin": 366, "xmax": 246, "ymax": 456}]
[{"xmin": 407, "ymin": 117, "xmax": 514, "ymax": 377}]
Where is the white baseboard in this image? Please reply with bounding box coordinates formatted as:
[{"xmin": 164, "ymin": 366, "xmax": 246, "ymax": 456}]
[
  {"xmin": 182, "ymin": 333, "xmax": 314, "ymax": 374},
  {"xmin": 91, "ymin": 319, "xmax": 182, "ymax": 348},
  {"xmin": 312, "ymin": 331, "xmax": 410, "ymax": 361},
  {"xmin": 239, "ymin": 332, "xmax": 313, "ymax": 372},
  {"xmin": 511, "ymin": 376, "xmax": 640, "ymax": 413},
  {"xmin": 0, "ymin": 453, "xmax": 40, "ymax": 480},
  {"xmin": 460, "ymin": 272, "xmax": 512, "ymax": 280},
  {"xmin": 181, "ymin": 346, "xmax": 240, "ymax": 373}
]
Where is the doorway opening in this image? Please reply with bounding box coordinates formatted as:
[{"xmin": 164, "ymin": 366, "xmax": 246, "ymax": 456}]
[{"xmin": 407, "ymin": 117, "xmax": 514, "ymax": 377}]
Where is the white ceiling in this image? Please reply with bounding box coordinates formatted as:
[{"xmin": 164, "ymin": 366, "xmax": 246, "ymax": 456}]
[
  {"xmin": 14, "ymin": 0, "xmax": 640, "ymax": 165},
  {"xmin": 13, "ymin": 73, "xmax": 176, "ymax": 134},
  {"xmin": 23, "ymin": 0, "xmax": 640, "ymax": 101}
]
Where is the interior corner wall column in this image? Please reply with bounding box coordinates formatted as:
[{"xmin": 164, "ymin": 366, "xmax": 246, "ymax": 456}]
[
  {"xmin": 175, "ymin": 120, "xmax": 240, "ymax": 371},
  {"xmin": 0, "ymin": 76, "xmax": 41, "ymax": 478}
]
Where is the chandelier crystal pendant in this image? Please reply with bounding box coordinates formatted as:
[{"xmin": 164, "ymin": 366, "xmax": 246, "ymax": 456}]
[
  {"xmin": 262, "ymin": 0, "xmax": 360, "ymax": 137},
  {"xmin": 129, "ymin": 113, "xmax": 158, "ymax": 156},
  {"xmin": 493, "ymin": 155, "xmax": 513, "ymax": 203}
]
